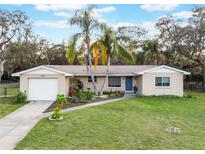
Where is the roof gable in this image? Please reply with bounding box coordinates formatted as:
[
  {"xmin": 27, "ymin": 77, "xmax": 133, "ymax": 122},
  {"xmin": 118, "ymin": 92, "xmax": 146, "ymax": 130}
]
[
  {"xmin": 24, "ymin": 68, "xmax": 59, "ymax": 75},
  {"xmin": 11, "ymin": 66, "xmax": 73, "ymax": 77},
  {"xmin": 136, "ymin": 65, "xmax": 190, "ymax": 75}
]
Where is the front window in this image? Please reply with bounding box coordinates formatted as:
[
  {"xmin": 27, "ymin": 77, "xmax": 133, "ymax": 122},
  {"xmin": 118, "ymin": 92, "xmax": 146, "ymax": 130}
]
[
  {"xmin": 88, "ymin": 76, "xmax": 97, "ymax": 82},
  {"xmin": 108, "ymin": 77, "xmax": 121, "ymax": 87},
  {"xmin": 155, "ymin": 77, "xmax": 170, "ymax": 87}
]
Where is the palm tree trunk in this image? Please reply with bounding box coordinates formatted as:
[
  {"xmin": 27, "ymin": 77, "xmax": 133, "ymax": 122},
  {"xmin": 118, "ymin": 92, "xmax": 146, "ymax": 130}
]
[
  {"xmin": 88, "ymin": 51, "xmax": 97, "ymax": 95},
  {"xmin": 85, "ymin": 34, "xmax": 97, "ymax": 95},
  {"xmin": 99, "ymin": 55, "xmax": 110, "ymax": 95}
]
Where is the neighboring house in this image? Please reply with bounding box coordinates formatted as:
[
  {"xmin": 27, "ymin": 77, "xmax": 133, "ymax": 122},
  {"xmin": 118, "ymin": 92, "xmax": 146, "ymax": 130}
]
[{"xmin": 12, "ymin": 65, "xmax": 190, "ymax": 101}]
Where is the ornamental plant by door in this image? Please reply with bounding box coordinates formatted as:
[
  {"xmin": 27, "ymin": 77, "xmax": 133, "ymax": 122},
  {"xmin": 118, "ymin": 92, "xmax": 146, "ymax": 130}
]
[{"xmin": 56, "ymin": 94, "xmax": 68, "ymax": 109}]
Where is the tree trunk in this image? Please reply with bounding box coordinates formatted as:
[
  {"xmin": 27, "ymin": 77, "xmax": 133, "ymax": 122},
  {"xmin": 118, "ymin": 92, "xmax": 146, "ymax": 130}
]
[
  {"xmin": 203, "ymin": 64, "xmax": 205, "ymax": 91},
  {"xmin": 0, "ymin": 60, "xmax": 5, "ymax": 83},
  {"xmin": 99, "ymin": 55, "xmax": 110, "ymax": 95},
  {"xmin": 88, "ymin": 51, "xmax": 97, "ymax": 95},
  {"xmin": 85, "ymin": 34, "xmax": 97, "ymax": 95}
]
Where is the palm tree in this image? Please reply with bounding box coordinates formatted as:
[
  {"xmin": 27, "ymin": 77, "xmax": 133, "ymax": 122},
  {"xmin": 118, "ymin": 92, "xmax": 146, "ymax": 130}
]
[
  {"xmin": 136, "ymin": 40, "xmax": 166, "ymax": 65},
  {"xmin": 97, "ymin": 26, "xmax": 134, "ymax": 95},
  {"xmin": 66, "ymin": 36, "xmax": 77, "ymax": 65},
  {"xmin": 68, "ymin": 5, "xmax": 104, "ymax": 94}
]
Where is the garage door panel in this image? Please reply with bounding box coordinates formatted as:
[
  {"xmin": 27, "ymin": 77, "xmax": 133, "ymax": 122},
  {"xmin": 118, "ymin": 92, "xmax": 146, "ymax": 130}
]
[{"xmin": 28, "ymin": 79, "xmax": 58, "ymax": 101}]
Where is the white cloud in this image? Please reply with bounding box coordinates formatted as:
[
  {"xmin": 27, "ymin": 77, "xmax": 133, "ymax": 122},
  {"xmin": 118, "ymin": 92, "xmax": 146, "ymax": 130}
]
[
  {"xmin": 111, "ymin": 22, "xmax": 136, "ymax": 29},
  {"xmin": 54, "ymin": 12, "xmax": 71, "ymax": 18},
  {"xmin": 92, "ymin": 6, "xmax": 116, "ymax": 18},
  {"xmin": 34, "ymin": 20, "xmax": 71, "ymax": 29},
  {"xmin": 94, "ymin": 6, "xmax": 116, "ymax": 13},
  {"xmin": 140, "ymin": 4, "xmax": 179, "ymax": 12},
  {"xmin": 173, "ymin": 11, "xmax": 193, "ymax": 19},
  {"xmin": 35, "ymin": 4, "xmax": 86, "ymax": 11}
]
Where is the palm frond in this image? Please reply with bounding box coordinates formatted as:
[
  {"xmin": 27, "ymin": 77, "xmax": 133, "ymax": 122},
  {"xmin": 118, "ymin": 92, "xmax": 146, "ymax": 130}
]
[
  {"xmin": 92, "ymin": 45, "xmax": 99, "ymax": 72},
  {"xmin": 117, "ymin": 44, "xmax": 134, "ymax": 64},
  {"xmin": 66, "ymin": 44, "xmax": 75, "ymax": 64},
  {"xmin": 98, "ymin": 41, "xmax": 107, "ymax": 65},
  {"xmin": 66, "ymin": 33, "xmax": 82, "ymax": 64}
]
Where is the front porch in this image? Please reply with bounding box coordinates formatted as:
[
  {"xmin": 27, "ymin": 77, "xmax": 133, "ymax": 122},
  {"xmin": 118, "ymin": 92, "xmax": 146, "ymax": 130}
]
[{"xmin": 67, "ymin": 75, "xmax": 142, "ymax": 96}]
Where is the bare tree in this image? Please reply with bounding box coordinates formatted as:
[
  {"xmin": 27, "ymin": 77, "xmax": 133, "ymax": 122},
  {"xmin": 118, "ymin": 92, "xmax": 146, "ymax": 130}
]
[
  {"xmin": 156, "ymin": 7, "xmax": 205, "ymax": 90},
  {"xmin": 0, "ymin": 9, "xmax": 29, "ymax": 82}
]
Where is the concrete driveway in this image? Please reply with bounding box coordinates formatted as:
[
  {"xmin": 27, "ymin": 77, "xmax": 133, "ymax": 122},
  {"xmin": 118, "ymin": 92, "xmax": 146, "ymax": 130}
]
[{"xmin": 0, "ymin": 101, "xmax": 53, "ymax": 150}]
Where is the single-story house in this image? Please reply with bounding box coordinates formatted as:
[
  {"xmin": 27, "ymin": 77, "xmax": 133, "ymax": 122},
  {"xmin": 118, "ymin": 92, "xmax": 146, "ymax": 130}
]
[{"xmin": 12, "ymin": 65, "xmax": 190, "ymax": 101}]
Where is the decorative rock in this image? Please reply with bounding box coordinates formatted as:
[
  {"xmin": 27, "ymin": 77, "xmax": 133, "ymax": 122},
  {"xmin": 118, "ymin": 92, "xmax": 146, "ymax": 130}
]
[
  {"xmin": 166, "ymin": 126, "xmax": 182, "ymax": 134},
  {"xmin": 48, "ymin": 116, "xmax": 63, "ymax": 121}
]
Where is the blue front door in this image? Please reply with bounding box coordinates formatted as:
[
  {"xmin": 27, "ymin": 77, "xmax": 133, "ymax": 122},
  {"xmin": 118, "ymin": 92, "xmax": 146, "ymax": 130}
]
[{"xmin": 125, "ymin": 77, "xmax": 133, "ymax": 91}]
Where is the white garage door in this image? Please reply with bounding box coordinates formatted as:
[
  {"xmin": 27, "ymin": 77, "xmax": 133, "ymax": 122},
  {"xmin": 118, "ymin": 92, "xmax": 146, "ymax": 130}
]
[{"xmin": 28, "ymin": 79, "xmax": 58, "ymax": 101}]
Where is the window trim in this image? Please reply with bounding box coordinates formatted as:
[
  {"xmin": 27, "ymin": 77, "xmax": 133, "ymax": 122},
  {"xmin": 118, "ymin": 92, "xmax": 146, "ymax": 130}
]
[
  {"xmin": 108, "ymin": 76, "xmax": 121, "ymax": 88},
  {"xmin": 88, "ymin": 76, "xmax": 97, "ymax": 83},
  {"xmin": 154, "ymin": 76, "xmax": 171, "ymax": 88}
]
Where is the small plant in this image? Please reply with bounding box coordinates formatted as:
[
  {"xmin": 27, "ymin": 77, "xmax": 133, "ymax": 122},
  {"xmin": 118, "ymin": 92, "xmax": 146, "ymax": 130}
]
[
  {"xmin": 56, "ymin": 94, "xmax": 68, "ymax": 108},
  {"xmin": 110, "ymin": 93, "xmax": 117, "ymax": 97},
  {"xmin": 14, "ymin": 91, "xmax": 27, "ymax": 104},
  {"xmin": 79, "ymin": 97, "xmax": 88, "ymax": 103},
  {"xmin": 68, "ymin": 96, "xmax": 79, "ymax": 103},
  {"xmin": 50, "ymin": 107, "xmax": 63, "ymax": 120},
  {"xmin": 84, "ymin": 91, "xmax": 94, "ymax": 99},
  {"xmin": 76, "ymin": 90, "xmax": 87, "ymax": 103},
  {"xmin": 76, "ymin": 90, "xmax": 94, "ymax": 103}
]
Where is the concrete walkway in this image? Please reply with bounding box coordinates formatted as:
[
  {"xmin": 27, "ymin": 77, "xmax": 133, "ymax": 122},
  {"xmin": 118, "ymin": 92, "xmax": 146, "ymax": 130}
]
[
  {"xmin": 0, "ymin": 95, "xmax": 133, "ymax": 150},
  {"xmin": 43, "ymin": 96, "xmax": 130, "ymax": 117},
  {"xmin": 0, "ymin": 101, "xmax": 53, "ymax": 150}
]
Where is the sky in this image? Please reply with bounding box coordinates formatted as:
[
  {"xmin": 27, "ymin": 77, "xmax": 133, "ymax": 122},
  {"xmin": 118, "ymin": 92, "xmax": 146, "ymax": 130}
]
[{"xmin": 0, "ymin": 4, "xmax": 204, "ymax": 43}]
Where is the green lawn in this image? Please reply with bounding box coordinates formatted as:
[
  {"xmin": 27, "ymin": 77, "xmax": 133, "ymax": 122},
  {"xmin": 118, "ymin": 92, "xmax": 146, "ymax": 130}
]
[
  {"xmin": 15, "ymin": 91, "xmax": 205, "ymax": 150},
  {"xmin": 0, "ymin": 97, "xmax": 24, "ymax": 118}
]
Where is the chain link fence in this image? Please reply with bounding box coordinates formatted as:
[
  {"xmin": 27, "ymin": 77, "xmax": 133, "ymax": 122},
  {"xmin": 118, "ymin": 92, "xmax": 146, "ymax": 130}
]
[{"xmin": 0, "ymin": 82, "xmax": 19, "ymax": 97}]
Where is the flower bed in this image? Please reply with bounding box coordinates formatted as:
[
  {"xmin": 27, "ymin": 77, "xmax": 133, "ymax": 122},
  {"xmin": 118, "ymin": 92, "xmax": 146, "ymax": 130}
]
[{"xmin": 43, "ymin": 92, "xmax": 124, "ymax": 113}]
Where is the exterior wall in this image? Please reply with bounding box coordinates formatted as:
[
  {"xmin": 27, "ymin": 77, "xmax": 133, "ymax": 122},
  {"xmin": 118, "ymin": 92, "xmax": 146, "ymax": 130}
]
[
  {"xmin": 75, "ymin": 76, "xmax": 128, "ymax": 92},
  {"xmin": 135, "ymin": 75, "xmax": 143, "ymax": 95},
  {"xmin": 142, "ymin": 72, "xmax": 184, "ymax": 97},
  {"xmin": 19, "ymin": 72, "xmax": 184, "ymax": 97},
  {"xmin": 65, "ymin": 77, "xmax": 70, "ymax": 96},
  {"xmin": 20, "ymin": 74, "xmax": 67, "ymax": 97}
]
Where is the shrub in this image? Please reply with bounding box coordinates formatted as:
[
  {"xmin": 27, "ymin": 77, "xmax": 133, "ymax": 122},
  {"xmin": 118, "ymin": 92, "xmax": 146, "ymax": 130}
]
[
  {"xmin": 51, "ymin": 107, "xmax": 62, "ymax": 119},
  {"xmin": 76, "ymin": 90, "xmax": 84, "ymax": 99},
  {"xmin": 110, "ymin": 93, "xmax": 117, "ymax": 97},
  {"xmin": 14, "ymin": 91, "xmax": 27, "ymax": 104},
  {"xmin": 103, "ymin": 91, "xmax": 124, "ymax": 97},
  {"xmin": 79, "ymin": 98, "xmax": 88, "ymax": 103},
  {"xmin": 76, "ymin": 90, "xmax": 94, "ymax": 103},
  {"xmin": 56, "ymin": 94, "xmax": 68, "ymax": 108},
  {"xmin": 56, "ymin": 94, "xmax": 68, "ymax": 104},
  {"xmin": 68, "ymin": 97, "xmax": 79, "ymax": 103},
  {"xmin": 84, "ymin": 91, "xmax": 94, "ymax": 99}
]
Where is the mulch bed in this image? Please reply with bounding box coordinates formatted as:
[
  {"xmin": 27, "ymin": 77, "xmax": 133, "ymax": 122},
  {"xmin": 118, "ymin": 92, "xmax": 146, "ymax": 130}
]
[{"xmin": 43, "ymin": 96, "xmax": 123, "ymax": 113}]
